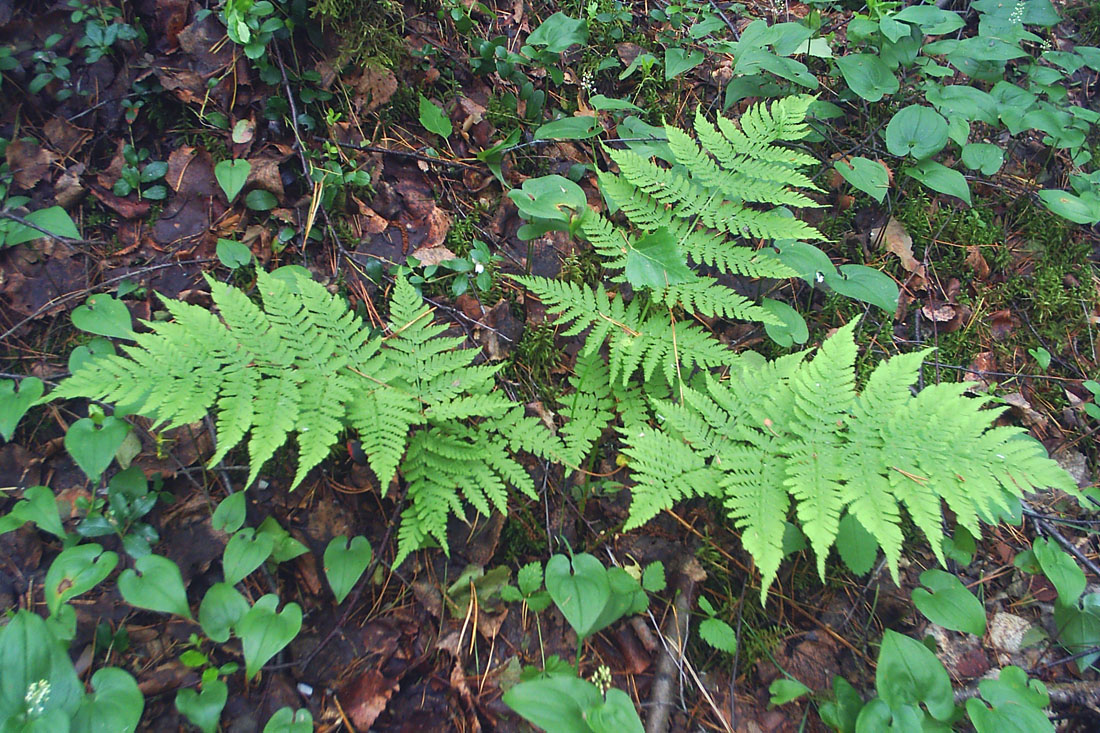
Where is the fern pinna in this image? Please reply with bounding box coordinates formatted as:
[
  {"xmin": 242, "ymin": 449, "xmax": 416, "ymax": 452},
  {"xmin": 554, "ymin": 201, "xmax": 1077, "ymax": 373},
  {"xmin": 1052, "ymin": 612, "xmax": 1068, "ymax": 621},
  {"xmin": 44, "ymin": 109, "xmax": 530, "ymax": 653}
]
[
  {"xmin": 51, "ymin": 270, "xmax": 558, "ymax": 565},
  {"xmin": 622, "ymin": 321, "xmax": 1080, "ymax": 603},
  {"xmin": 517, "ymin": 96, "xmax": 827, "ymax": 384}
]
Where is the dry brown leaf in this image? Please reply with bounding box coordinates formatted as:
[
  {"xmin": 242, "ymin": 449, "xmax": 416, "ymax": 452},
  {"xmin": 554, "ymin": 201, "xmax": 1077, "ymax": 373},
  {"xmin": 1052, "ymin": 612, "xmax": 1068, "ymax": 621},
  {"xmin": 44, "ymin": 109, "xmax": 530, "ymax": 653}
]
[
  {"xmin": 964, "ymin": 351, "xmax": 997, "ymax": 390},
  {"xmin": 337, "ymin": 670, "xmax": 399, "ymax": 731},
  {"xmin": 965, "ymin": 245, "xmax": 990, "ymax": 280},
  {"xmin": 872, "ymin": 216, "xmax": 923, "ymax": 275},
  {"xmin": 410, "ymin": 244, "xmax": 457, "ymax": 266},
  {"xmin": 6, "ymin": 140, "xmax": 57, "ymax": 190},
  {"xmin": 989, "ymin": 309, "xmax": 1016, "ymax": 341},
  {"xmin": 921, "ymin": 302, "xmax": 956, "ymax": 322},
  {"xmin": 353, "ymin": 66, "xmax": 398, "ymax": 113}
]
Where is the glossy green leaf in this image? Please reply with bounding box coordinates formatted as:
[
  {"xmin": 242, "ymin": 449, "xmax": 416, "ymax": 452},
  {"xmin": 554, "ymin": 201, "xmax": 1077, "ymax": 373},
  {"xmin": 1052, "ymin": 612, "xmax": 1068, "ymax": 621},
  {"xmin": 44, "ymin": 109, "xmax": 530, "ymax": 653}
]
[
  {"xmin": 1038, "ymin": 189, "xmax": 1100, "ymax": 224},
  {"xmin": 893, "ymin": 6, "xmax": 965, "ymax": 35},
  {"xmin": 961, "ymin": 143, "xmax": 1004, "ymax": 175},
  {"xmin": 71, "ymin": 294, "xmax": 136, "ymax": 340},
  {"xmin": 533, "ymin": 115, "xmax": 601, "ymax": 140},
  {"xmin": 199, "ymin": 582, "xmax": 250, "ymax": 643},
  {"xmin": 769, "ymin": 678, "xmax": 812, "ymax": 706},
  {"xmin": 828, "ymin": 264, "xmax": 900, "ymax": 313},
  {"xmin": 886, "ymin": 105, "xmax": 949, "ymax": 159},
  {"xmin": 665, "ymin": 47, "xmax": 703, "ymax": 80},
  {"xmin": 211, "ymin": 492, "xmax": 247, "ymax": 534},
  {"xmin": 503, "ymin": 675, "xmax": 602, "ymax": 733},
  {"xmin": 175, "ymin": 680, "xmax": 227, "ymax": 733},
  {"xmin": 1033, "ymin": 537, "xmax": 1085, "ymax": 605},
  {"xmin": 6, "ymin": 206, "xmax": 81, "ymax": 246},
  {"xmin": 834, "ymin": 157, "xmax": 889, "ymax": 203},
  {"xmin": 836, "ymin": 54, "xmax": 898, "ymax": 102},
  {"xmin": 586, "ymin": 687, "xmax": 644, "ymax": 733},
  {"xmin": 263, "ymin": 707, "xmax": 314, "ymax": 733},
  {"xmin": 905, "ymin": 159, "xmax": 972, "ymax": 205},
  {"xmin": 45, "ymin": 543, "xmax": 119, "ymax": 616},
  {"xmin": 72, "ymin": 667, "xmax": 144, "ymax": 733},
  {"xmin": 835, "ymin": 513, "xmax": 878, "ymax": 575},
  {"xmin": 508, "ymin": 175, "xmax": 588, "ymax": 222},
  {"xmin": 912, "ymin": 569, "xmax": 987, "ymax": 635},
  {"xmin": 0, "ymin": 610, "xmax": 84, "ymax": 724},
  {"xmin": 1053, "ymin": 597, "xmax": 1100, "ymax": 672},
  {"xmin": 324, "ymin": 535, "xmax": 373, "ymax": 604},
  {"xmin": 216, "ymin": 238, "xmax": 252, "ymax": 269},
  {"xmin": 244, "ymin": 188, "xmax": 277, "ymax": 211},
  {"xmin": 624, "ymin": 228, "xmax": 694, "ymax": 288},
  {"xmin": 65, "ymin": 416, "xmax": 131, "ymax": 483},
  {"xmin": 526, "ymin": 12, "xmax": 588, "ymax": 53},
  {"xmin": 0, "ymin": 485, "xmax": 65, "ymax": 538},
  {"xmin": 223, "ymin": 528, "xmax": 275, "ymax": 585},
  {"xmin": 238, "ymin": 594, "xmax": 303, "ymax": 679},
  {"xmin": 761, "ymin": 298, "xmax": 808, "ymax": 347},
  {"xmin": 417, "ymin": 94, "xmax": 452, "ymax": 138},
  {"xmin": 118, "ymin": 553, "xmax": 192, "ymax": 618},
  {"xmin": 545, "ymin": 553, "xmax": 611, "ymax": 640},
  {"xmin": 0, "ymin": 377, "xmax": 43, "ymax": 442},
  {"xmin": 876, "ymin": 630, "xmax": 955, "ymax": 721},
  {"xmin": 214, "ymin": 159, "xmax": 251, "ymax": 202}
]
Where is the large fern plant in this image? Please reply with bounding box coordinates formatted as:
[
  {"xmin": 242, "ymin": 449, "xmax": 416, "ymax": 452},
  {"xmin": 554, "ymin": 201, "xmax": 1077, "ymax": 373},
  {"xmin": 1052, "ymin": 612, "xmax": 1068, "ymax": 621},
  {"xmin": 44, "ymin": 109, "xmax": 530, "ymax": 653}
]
[
  {"xmin": 516, "ymin": 95, "xmax": 825, "ymax": 384},
  {"xmin": 51, "ymin": 270, "xmax": 560, "ymax": 564},
  {"xmin": 621, "ymin": 321, "xmax": 1080, "ymax": 603}
]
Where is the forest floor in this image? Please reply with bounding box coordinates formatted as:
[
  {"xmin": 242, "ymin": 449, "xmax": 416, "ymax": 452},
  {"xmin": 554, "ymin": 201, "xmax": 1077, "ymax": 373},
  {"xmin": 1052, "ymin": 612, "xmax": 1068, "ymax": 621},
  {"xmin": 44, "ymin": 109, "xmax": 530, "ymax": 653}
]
[{"xmin": 2, "ymin": 0, "xmax": 1100, "ymax": 731}]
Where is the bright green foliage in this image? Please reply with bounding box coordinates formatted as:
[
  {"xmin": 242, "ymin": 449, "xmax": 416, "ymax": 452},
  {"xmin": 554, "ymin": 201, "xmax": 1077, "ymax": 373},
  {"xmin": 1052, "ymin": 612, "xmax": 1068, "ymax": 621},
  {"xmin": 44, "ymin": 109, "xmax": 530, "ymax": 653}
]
[
  {"xmin": 622, "ymin": 321, "xmax": 1080, "ymax": 603},
  {"xmin": 514, "ymin": 277, "xmax": 740, "ymax": 386},
  {"xmin": 50, "ymin": 270, "xmax": 558, "ymax": 565}
]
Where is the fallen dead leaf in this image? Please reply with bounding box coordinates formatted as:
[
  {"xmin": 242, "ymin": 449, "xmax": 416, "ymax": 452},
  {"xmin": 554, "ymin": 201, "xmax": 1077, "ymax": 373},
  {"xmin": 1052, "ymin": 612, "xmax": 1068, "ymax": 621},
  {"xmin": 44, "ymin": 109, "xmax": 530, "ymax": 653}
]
[
  {"xmin": 989, "ymin": 309, "xmax": 1016, "ymax": 341},
  {"xmin": 965, "ymin": 245, "xmax": 990, "ymax": 280},
  {"xmin": 353, "ymin": 66, "xmax": 398, "ymax": 114},
  {"xmin": 872, "ymin": 216, "xmax": 923, "ymax": 275},
  {"xmin": 921, "ymin": 302, "xmax": 956, "ymax": 322},
  {"xmin": 6, "ymin": 140, "xmax": 57, "ymax": 190},
  {"xmin": 1003, "ymin": 392, "xmax": 1048, "ymax": 429},
  {"xmin": 409, "ymin": 244, "xmax": 456, "ymax": 266},
  {"xmin": 964, "ymin": 351, "xmax": 997, "ymax": 390},
  {"xmin": 338, "ymin": 670, "xmax": 400, "ymax": 730}
]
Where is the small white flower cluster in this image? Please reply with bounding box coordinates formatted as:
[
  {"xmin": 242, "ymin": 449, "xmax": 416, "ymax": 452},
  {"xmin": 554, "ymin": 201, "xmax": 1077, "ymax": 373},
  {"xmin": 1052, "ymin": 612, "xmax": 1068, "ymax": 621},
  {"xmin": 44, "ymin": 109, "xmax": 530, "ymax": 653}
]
[
  {"xmin": 581, "ymin": 71, "xmax": 596, "ymax": 95},
  {"xmin": 1009, "ymin": 0, "xmax": 1026, "ymax": 25},
  {"xmin": 589, "ymin": 664, "xmax": 613, "ymax": 695},
  {"xmin": 24, "ymin": 679, "xmax": 50, "ymax": 717}
]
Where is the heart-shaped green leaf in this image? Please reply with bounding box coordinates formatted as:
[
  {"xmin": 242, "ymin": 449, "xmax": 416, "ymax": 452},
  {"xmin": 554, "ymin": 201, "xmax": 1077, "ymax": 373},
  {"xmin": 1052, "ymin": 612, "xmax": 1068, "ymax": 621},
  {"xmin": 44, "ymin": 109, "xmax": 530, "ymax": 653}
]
[
  {"xmin": 0, "ymin": 377, "xmax": 43, "ymax": 442},
  {"xmin": 503, "ymin": 675, "xmax": 602, "ymax": 733},
  {"xmin": 245, "ymin": 188, "xmax": 277, "ymax": 211},
  {"xmin": 545, "ymin": 553, "xmax": 611, "ymax": 641},
  {"xmin": 223, "ymin": 528, "xmax": 275, "ymax": 585},
  {"xmin": 238, "ymin": 594, "xmax": 302, "ymax": 679},
  {"xmin": 216, "ymin": 238, "xmax": 253, "ymax": 269},
  {"xmin": 836, "ymin": 54, "xmax": 899, "ymax": 102},
  {"xmin": 834, "ymin": 157, "xmax": 889, "ymax": 203},
  {"xmin": 71, "ymin": 294, "xmax": 136, "ymax": 340},
  {"xmin": 827, "ymin": 264, "xmax": 900, "ymax": 313},
  {"xmin": 876, "ymin": 630, "xmax": 955, "ymax": 721},
  {"xmin": 835, "ymin": 512, "xmax": 879, "ymax": 575},
  {"xmin": 72, "ymin": 667, "xmax": 144, "ymax": 733},
  {"xmin": 211, "ymin": 492, "xmax": 247, "ymax": 534},
  {"xmin": 904, "ymin": 159, "xmax": 972, "ymax": 205},
  {"xmin": 263, "ymin": 707, "xmax": 314, "ymax": 733},
  {"xmin": 624, "ymin": 228, "xmax": 694, "ymax": 289},
  {"xmin": 65, "ymin": 416, "xmax": 131, "ymax": 483},
  {"xmin": 198, "ymin": 582, "xmax": 250, "ymax": 643},
  {"xmin": 324, "ymin": 535, "xmax": 373, "ymax": 604},
  {"xmin": 175, "ymin": 679, "xmax": 227, "ymax": 733},
  {"xmin": 912, "ymin": 569, "xmax": 987, "ymax": 636},
  {"xmin": 67, "ymin": 336, "xmax": 117, "ymax": 375},
  {"xmin": 1033, "ymin": 537, "xmax": 1086, "ymax": 605},
  {"xmin": 118, "ymin": 553, "xmax": 192, "ymax": 618},
  {"xmin": 585, "ymin": 688, "xmax": 645, "ymax": 733},
  {"xmin": 45, "ymin": 544, "xmax": 119, "ymax": 616},
  {"xmin": 0, "ymin": 484, "xmax": 65, "ymax": 538},
  {"xmin": 961, "ymin": 142, "xmax": 1005, "ymax": 175},
  {"xmin": 214, "ymin": 159, "xmax": 251, "ymax": 202},
  {"xmin": 0, "ymin": 610, "xmax": 84, "ymax": 723},
  {"xmin": 664, "ymin": 47, "xmax": 703, "ymax": 80},
  {"xmin": 761, "ymin": 298, "xmax": 809, "ymax": 347},
  {"xmin": 885, "ymin": 105, "xmax": 949, "ymax": 159}
]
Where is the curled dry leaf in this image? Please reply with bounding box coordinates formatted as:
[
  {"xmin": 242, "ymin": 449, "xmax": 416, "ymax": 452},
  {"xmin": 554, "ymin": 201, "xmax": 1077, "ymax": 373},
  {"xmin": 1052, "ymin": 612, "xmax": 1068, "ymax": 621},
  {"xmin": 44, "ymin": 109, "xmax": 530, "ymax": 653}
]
[
  {"xmin": 871, "ymin": 216, "xmax": 924, "ymax": 276},
  {"xmin": 964, "ymin": 351, "xmax": 997, "ymax": 390},
  {"xmin": 989, "ymin": 309, "xmax": 1016, "ymax": 341},
  {"xmin": 921, "ymin": 302, "xmax": 956, "ymax": 322},
  {"xmin": 965, "ymin": 245, "xmax": 990, "ymax": 280}
]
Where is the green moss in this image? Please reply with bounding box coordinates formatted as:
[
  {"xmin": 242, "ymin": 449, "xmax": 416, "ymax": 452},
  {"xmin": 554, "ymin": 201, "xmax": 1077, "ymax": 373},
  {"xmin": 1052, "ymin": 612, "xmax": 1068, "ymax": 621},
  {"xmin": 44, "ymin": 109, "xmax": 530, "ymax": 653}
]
[
  {"xmin": 506, "ymin": 321, "xmax": 561, "ymax": 396},
  {"xmin": 309, "ymin": 0, "xmax": 406, "ymax": 67}
]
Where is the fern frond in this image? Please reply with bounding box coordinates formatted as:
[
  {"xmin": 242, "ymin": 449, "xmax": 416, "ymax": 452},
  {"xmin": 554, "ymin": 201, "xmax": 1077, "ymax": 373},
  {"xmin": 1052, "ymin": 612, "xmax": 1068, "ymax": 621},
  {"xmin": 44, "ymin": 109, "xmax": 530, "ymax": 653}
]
[
  {"xmin": 620, "ymin": 421, "xmax": 720, "ymax": 530},
  {"xmin": 654, "ymin": 278, "xmax": 778, "ymax": 324},
  {"xmin": 558, "ymin": 350, "xmax": 615, "ymax": 468},
  {"xmin": 621, "ymin": 321, "xmax": 1080, "ymax": 601}
]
